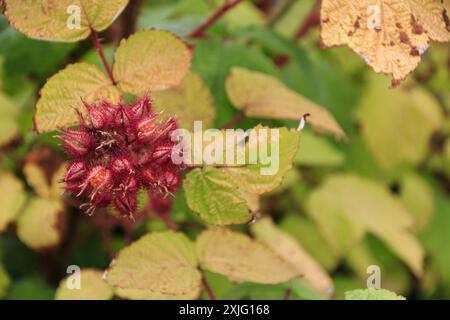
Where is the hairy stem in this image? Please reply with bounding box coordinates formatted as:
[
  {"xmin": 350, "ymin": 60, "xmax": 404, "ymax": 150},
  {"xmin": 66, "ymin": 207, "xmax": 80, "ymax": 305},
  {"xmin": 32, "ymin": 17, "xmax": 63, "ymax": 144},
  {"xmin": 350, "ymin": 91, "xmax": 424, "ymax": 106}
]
[
  {"xmin": 90, "ymin": 29, "xmax": 116, "ymax": 84},
  {"xmin": 189, "ymin": 0, "xmax": 243, "ymax": 38},
  {"xmin": 202, "ymin": 273, "xmax": 217, "ymax": 300},
  {"xmin": 283, "ymin": 287, "xmax": 292, "ymax": 300},
  {"xmin": 220, "ymin": 111, "xmax": 245, "ymax": 129}
]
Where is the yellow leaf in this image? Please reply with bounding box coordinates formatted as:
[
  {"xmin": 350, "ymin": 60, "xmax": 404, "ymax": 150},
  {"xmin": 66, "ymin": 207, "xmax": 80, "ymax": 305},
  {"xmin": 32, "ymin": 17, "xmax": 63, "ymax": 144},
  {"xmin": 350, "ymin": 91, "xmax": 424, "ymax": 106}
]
[
  {"xmin": 251, "ymin": 218, "xmax": 334, "ymax": 298},
  {"xmin": 226, "ymin": 68, "xmax": 346, "ymax": 139},
  {"xmin": 400, "ymin": 173, "xmax": 434, "ymax": 232},
  {"xmin": 152, "ymin": 72, "xmax": 216, "ymax": 131},
  {"xmin": 357, "ymin": 76, "xmax": 443, "ymax": 170},
  {"xmin": 17, "ymin": 198, "xmax": 66, "ymax": 251},
  {"xmin": 0, "ymin": 93, "xmax": 20, "ymax": 147},
  {"xmin": 307, "ymin": 174, "xmax": 424, "ymax": 276},
  {"xmin": 0, "ymin": 172, "xmax": 26, "ymax": 232},
  {"xmin": 196, "ymin": 228, "xmax": 299, "ymax": 284},
  {"xmin": 56, "ymin": 269, "xmax": 113, "ymax": 300},
  {"xmin": 113, "ymin": 30, "xmax": 192, "ymax": 95},
  {"xmin": 320, "ymin": 0, "xmax": 450, "ymax": 83},
  {"xmin": 35, "ymin": 62, "xmax": 121, "ymax": 132},
  {"xmin": 5, "ymin": 0, "xmax": 129, "ymax": 42},
  {"xmin": 115, "ymin": 288, "xmax": 199, "ymax": 300},
  {"xmin": 106, "ymin": 232, "xmax": 202, "ymax": 299}
]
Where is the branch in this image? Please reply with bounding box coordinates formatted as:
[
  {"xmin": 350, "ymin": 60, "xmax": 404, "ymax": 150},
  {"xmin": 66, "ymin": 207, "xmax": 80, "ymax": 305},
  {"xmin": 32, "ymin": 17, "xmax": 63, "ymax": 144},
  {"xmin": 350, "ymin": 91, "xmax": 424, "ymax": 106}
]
[
  {"xmin": 293, "ymin": 2, "xmax": 321, "ymax": 41},
  {"xmin": 201, "ymin": 273, "xmax": 217, "ymax": 300},
  {"xmin": 90, "ymin": 29, "xmax": 116, "ymax": 84},
  {"xmin": 189, "ymin": 0, "xmax": 243, "ymax": 38},
  {"xmin": 220, "ymin": 111, "xmax": 244, "ymax": 129}
]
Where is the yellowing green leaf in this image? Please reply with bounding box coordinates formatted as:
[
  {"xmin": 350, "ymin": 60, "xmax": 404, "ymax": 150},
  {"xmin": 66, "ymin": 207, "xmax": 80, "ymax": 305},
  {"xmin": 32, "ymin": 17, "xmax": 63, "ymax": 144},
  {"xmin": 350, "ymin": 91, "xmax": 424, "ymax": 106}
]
[
  {"xmin": 225, "ymin": 126, "xmax": 300, "ymax": 194},
  {"xmin": 0, "ymin": 172, "xmax": 26, "ymax": 232},
  {"xmin": 357, "ymin": 76, "xmax": 443, "ymax": 169},
  {"xmin": 17, "ymin": 198, "xmax": 66, "ymax": 251},
  {"xmin": 0, "ymin": 93, "xmax": 20, "ymax": 147},
  {"xmin": 56, "ymin": 269, "xmax": 113, "ymax": 300},
  {"xmin": 5, "ymin": 0, "xmax": 129, "ymax": 42},
  {"xmin": 35, "ymin": 63, "xmax": 121, "ymax": 132},
  {"xmin": 113, "ymin": 30, "xmax": 192, "ymax": 95},
  {"xmin": 225, "ymin": 67, "xmax": 346, "ymax": 139},
  {"xmin": 295, "ymin": 131, "xmax": 345, "ymax": 167},
  {"xmin": 152, "ymin": 72, "xmax": 216, "ymax": 131},
  {"xmin": 196, "ymin": 228, "xmax": 299, "ymax": 284},
  {"xmin": 251, "ymin": 218, "xmax": 333, "ymax": 297},
  {"xmin": 183, "ymin": 168, "xmax": 252, "ymax": 226},
  {"xmin": 106, "ymin": 232, "xmax": 202, "ymax": 299},
  {"xmin": 321, "ymin": 0, "xmax": 450, "ymax": 83},
  {"xmin": 23, "ymin": 161, "xmax": 67, "ymax": 199},
  {"xmin": 345, "ymin": 288, "xmax": 405, "ymax": 300},
  {"xmin": 400, "ymin": 173, "xmax": 435, "ymax": 232},
  {"xmin": 307, "ymin": 174, "xmax": 424, "ymax": 276}
]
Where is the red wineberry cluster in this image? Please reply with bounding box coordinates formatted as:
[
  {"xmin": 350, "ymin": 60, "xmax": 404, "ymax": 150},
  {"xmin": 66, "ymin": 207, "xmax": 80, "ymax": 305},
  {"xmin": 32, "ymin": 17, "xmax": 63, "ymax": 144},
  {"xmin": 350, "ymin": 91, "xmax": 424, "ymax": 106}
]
[{"xmin": 58, "ymin": 96, "xmax": 183, "ymax": 217}]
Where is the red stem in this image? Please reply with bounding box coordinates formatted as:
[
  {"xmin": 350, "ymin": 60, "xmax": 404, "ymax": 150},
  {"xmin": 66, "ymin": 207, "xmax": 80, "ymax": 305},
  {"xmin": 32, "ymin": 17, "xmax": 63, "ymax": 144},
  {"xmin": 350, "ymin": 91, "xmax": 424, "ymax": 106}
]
[
  {"xmin": 293, "ymin": 3, "xmax": 321, "ymax": 41},
  {"xmin": 158, "ymin": 212, "xmax": 178, "ymax": 232},
  {"xmin": 220, "ymin": 111, "xmax": 244, "ymax": 129},
  {"xmin": 90, "ymin": 29, "xmax": 116, "ymax": 84},
  {"xmin": 202, "ymin": 275, "xmax": 217, "ymax": 300},
  {"xmin": 188, "ymin": 0, "xmax": 243, "ymax": 38}
]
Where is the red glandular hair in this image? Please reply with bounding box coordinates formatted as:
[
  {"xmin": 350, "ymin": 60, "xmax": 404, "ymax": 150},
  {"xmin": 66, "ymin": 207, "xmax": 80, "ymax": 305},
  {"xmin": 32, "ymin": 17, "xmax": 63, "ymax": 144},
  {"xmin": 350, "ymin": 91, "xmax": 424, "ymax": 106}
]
[{"xmin": 58, "ymin": 96, "xmax": 184, "ymax": 218}]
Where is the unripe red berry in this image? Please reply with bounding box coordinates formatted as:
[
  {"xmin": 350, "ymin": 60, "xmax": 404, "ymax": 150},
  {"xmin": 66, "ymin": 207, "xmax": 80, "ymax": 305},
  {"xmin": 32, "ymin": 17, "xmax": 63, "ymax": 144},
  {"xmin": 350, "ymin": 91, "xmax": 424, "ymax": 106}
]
[
  {"xmin": 111, "ymin": 157, "xmax": 134, "ymax": 175},
  {"xmin": 114, "ymin": 191, "xmax": 137, "ymax": 216},
  {"xmin": 152, "ymin": 144, "xmax": 174, "ymax": 165},
  {"xmin": 64, "ymin": 160, "xmax": 87, "ymax": 182},
  {"xmin": 58, "ymin": 129, "xmax": 95, "ymax": 157},
  {"xmin": 84, "ymin": 101, "xmax": 119, "ymax": 129},
  {"xmin": 136, "ymin": 115, "xmax": 159, "ymax": 144}
]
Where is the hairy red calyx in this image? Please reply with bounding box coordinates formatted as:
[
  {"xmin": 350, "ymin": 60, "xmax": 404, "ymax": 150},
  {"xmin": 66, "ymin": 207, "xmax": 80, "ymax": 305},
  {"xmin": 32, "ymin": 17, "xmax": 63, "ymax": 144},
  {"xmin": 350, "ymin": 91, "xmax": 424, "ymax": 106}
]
[{"xmin": 59, "ymin": 96, "xmax": 183, "ymax": 218}]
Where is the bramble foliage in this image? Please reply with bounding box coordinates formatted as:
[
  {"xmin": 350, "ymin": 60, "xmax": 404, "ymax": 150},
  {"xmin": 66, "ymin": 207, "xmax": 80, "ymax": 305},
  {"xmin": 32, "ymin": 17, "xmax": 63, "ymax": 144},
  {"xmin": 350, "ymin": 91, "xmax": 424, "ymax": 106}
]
[{"xmin": 0, "ymin": 0, "xmax": 449, "ymax": 301}]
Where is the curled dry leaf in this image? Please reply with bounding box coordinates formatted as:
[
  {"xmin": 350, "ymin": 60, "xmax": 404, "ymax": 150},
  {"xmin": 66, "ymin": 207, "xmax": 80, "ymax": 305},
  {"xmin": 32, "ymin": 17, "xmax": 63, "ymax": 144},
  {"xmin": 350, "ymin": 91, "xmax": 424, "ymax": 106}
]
[
  {"xmin": 251, "ymin": 218, "xmax": 334, "ymax": 298},
  {"xmin": 56, "ymin": 269, "xmax": 113, "ymax": 300},
  {"xmin": 196, "ymin": 228, "xmax": 300, "ymax": 284},
  {"xmin": 320, "ymin": 0, "xmax": 450, "ymax": 84},
  {"xmin": 225, "ymin": 68, "xmax": 346, "ymax": 140},
  {"xmin": 4, "ymin": 0, "xmax": 129, "ymax": 42}
]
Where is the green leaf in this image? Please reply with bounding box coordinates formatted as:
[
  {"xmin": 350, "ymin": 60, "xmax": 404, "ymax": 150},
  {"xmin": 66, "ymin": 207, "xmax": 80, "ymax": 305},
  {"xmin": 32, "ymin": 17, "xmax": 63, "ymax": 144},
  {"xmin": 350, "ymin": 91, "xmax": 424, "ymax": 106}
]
[
  {"xmin": 226, "ymin": 67, "xmax": 346, "ymax": 140},
  {"xmin": 113, "ymin": 30, "xmax": 192, "ymax": 95},
  {"xmin": 17, "ymin": 198, "xmax": 66, "ymax": 251},
  {"xmin": 294, "ymin": 131, "xmax": 345, "ymax": 167},
  {"xmin": 307, "ymin": 174, "xmax": 424, "ymax": 276},
  {"xmin": 35, "ymin": 62, "xmax": 121, "ymax": 132},
  {"xmin": 196, "ymin": 228, "xmax": 299, "ymax": 284},
  {"xmin": 5, "ymin": 0, "xmax": 129, "ymax": 42},
  {"xmin": 8, "ymin": 276, "xmax": 54, "ymax": 300},
  {"xmin": 183, "ymin": 167, "xmax": 251, "ymax": 226},
  {"xmin": 105, "ymin": 231, "xmax": 202, "ymax": 300},
  {"xmin": 0, "ymin": 92, "xmax": 20, "ymax": 146},
  {"xmin": 0, "ymin": 264, "xmax": 11, "ymax": 299},
  {"xmin": 152, "ymin": 72, "xmax": 216, "ymax": 131},
  {"xmin": 345, "ymin": 288, "xmax": 406, "ymax": 300},
  {"xmin": 251, "ymin": 218, "xmax": 333, "ymax": 298},
  {"xmin": 0, "ymin": 172, "xmax": 27, "ymax": 232},
  {"xmin": 56, "ymin": 269, "xmax": 113, "ymax": 300},
  {"xmin": 357, "ymin": 75, "xmax": 443, "ymax": 170}
]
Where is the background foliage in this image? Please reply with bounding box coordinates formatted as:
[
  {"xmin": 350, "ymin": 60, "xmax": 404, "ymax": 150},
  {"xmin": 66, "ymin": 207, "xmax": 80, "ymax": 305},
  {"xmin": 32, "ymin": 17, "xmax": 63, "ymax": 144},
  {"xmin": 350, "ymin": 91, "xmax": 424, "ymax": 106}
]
[{"xmin": 0, "ymin": 0, "xmax": 449, "ymax": 300}]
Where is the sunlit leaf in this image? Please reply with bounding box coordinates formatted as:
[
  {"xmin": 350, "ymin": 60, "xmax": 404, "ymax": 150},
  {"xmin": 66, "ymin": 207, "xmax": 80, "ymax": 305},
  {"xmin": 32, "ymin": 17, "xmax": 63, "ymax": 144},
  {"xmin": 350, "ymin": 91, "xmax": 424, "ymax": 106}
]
[
  {"xmin": 295, "ymin": 131, "xmax": 345, "ymax": 167},
  {"xmin": 105, "ymin": 232, "xmax": 202, "ymax": 299},
  {"xmin": 113, "ymin": 30, "xmax": 192, "ymax": 95},
  {"xmin": 5, "ymin": 0, "xmax": 129, "ymax": 42},
  {"xmin": 152, "ymin": 72, "xmax": 216, "ymax": 131},
  {"xmin": 55, "ymin": 269, "xmax": 113, "ymax": 300},
  {"xmin": 345, "ymin": 288, "xmax": 405, "ymax": 300},
  {"xmin": 35, "ymin": 62, "xmax": 121, "ymax": 132},
  {"xmin": 321, "ymin": 0, "xmax": 450, "ymax": 83},
  {"xmin": 251, "ymin": 218, "xmax": 334, "ymax": 298},
  {"xmin": 196, "ymin": 228, "xmax": 299, "ymax": 284},
  {"xmin": 225, "ymin": 67, "xmax": 346, "ymax": 139},
  {"xmin": 0, "ymin": 172, "xmax": 27, "ymax": 232},
  {"xmin": 17, "ymin": 198, "xmax": 66, "ymax": 251}
]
